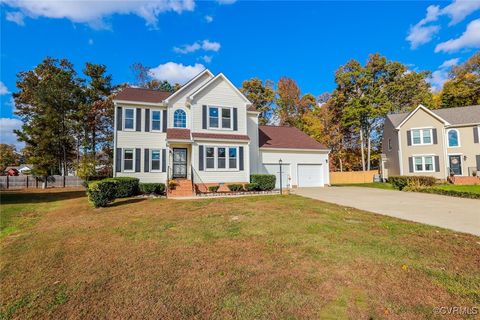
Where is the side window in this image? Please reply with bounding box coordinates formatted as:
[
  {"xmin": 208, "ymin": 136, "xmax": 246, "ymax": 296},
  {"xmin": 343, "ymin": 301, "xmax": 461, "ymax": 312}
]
[
  {"xmin": 174, "ymin": 109, "xmax": 187, "ymax": 128},
  {"xmin": 209, "ymin": 107, "xmax": 219, "ymax": 128},
  {"xmin": 151, "ymin": 150, "xmax": 161, "ymax": 171},
  {"xmin": 221, "ymin": 108, "xmax": 231, "ymax": 129},
  {"xmin": 124, "ymin": 108, "xmax": 135, "ymax": 130},
  {"xmin": 123, "ymin": 149, "xmax": 134, "ymax": 171},
  {"xmin": 448, "ymin": 129, "xmax": 459, "ymax": 147},
  {"xmin": 151, "ymin": 111, "xmax": 161, "ymax": 131}
]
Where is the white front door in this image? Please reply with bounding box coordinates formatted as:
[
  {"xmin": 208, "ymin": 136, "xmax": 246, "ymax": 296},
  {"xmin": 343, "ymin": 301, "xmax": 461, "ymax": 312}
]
[
  {"xmin": 298, "ymin": 164, "xmax": 323, "ymax": 187},
  {"xmin": 263, "ymin": 164, "xmax": 290, "ymax": 189}
]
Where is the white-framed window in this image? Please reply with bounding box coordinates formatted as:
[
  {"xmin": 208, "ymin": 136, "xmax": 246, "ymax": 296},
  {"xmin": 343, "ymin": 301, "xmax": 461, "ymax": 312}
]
[
  {"xmin": 151, "ymin": 110, "xmax": 161, "ymax": 131},
  {"xmin": 208, "ymin": 106, "xmax": 232, "ymax": 129},
  {"xmin": 123, "ymin": 149, "xmax": 134, "ymax": 172},
  {"xmin": 447, "ymin": 129, "xmax": 460, "ymax": 147},
  {"xmin": 413, "ymin": 155, "xmax": 434, "ymax": 172},
  {"xmin": 173, "ymin": 109, "xmax": 187, "ymax": 128},
  {"xmin": 151, "ymin": 149, "xmax": 161, "ymax": 172},
  {"xmin": 388, "ymin": 138, "xmax": 392, "ymax": 151},
  {"xmin": 204, "ymin": 146, "xmax": 239, "ymax": 170},
  {"xmin": 124, "ymin": 108, "xmax": 135, "ymax": 130},
  {"xmin": 411, "ymin": 128, "xmax": 432, "ymax": 145}
]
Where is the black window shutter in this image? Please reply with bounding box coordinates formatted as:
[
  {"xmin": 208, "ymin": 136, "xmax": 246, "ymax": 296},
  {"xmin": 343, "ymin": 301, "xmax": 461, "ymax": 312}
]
[
  {"xmin": 144, "ymin": 148, "xmax": 149, "ymax": 172},
  {"xmin": 135, "ymin": 148, "xmax": 141, "ymax": 172},
  {"xmin": 145, "ymin": 109, "xmax": 150, "ymax": 132},
  {"xmin": 199, "ymin": 146, "xmax": 204, "ymax": 171},
  {"xmin": 136, "ymin": 108, "xmax": 141, "ymax": 131},
  {"xmin": 474, "ymin": 127, "xmax": 479, "ymax": 143},
  {"xmin": 116, "ymin": 148, "xmax": 122, "ymax": 172},
  {"xmin": 476, "ymin": 155, "xmax": 480, "ymax": 170},
  {"xmin": 162, "ymin": 110, "xmax": 167, "ymax": 132},
  {"xmin": 407, "ymin": 130, "xmax": 411, "ymax": 146},
  {"xmin": 408, "ymin": 157, "xmax": 413, "ymax": 173},
  {"xmin": 162, "ymin": 149, "xmax": 167, "ymax": 172},
  {"xmin": 202, "ymin": 105, "xmax": 207, "ymax": 129},
  {"xmin": 432, "ymin": 128, "xmax": 438, "ymax": 144},
  {"xmin": 233, "ymin": 108, "xmax": 238, "ymax": 131},
  {"xmin": 434, "ymin": 156, "xmax": 440, "ymax": 172},
  {"xmin": 116, "ymin": 107, "xmax": 122, "ymax": 131},
  {"xmin": 239, "ymin": 146, "xmax": 244, "ymax": 171}
]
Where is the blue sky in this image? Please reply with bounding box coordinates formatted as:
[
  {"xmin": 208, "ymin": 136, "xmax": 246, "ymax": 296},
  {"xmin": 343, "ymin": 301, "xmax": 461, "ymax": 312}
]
[{"xmin": 1, "ymin": 0, "xmax": 480, "ymax": 148}]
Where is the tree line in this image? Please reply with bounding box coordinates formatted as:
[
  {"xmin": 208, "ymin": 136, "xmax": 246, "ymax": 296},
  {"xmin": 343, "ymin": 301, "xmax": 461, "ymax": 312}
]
[{"xmin": 1, "ymin": 52, "xmax": 478, "ymax": 175}]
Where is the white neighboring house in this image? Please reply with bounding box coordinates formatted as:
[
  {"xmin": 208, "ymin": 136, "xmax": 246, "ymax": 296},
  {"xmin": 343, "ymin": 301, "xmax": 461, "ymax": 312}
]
[{"xmin": 113, "ymin": 69, "xmax": 330, "ymax": 196}]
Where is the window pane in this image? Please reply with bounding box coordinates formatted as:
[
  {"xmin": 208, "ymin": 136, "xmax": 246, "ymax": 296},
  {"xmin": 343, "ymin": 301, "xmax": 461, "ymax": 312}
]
[
  {"xmin": 125, "ymin": 109, "xmax": 134, "ymax": 119},
  {"xmin": 218, "ymin": 148, "xmax": 226, "ymax": 157},
  {"xmin": 206, "ymin": 158, "xmax": 215, "ymax": 169},
  {"xmin": 229, "ymin": 148, "xmax": 236, "ymax": 158},
  {"xmin": 152, "ymin": 120, "xmax": 160, "ymax": 131},
  {"xmin": 174, "ymin": 110, "xmax": 186, "ymax": 128},
  {"xmin": 209, "ymin": 108, "xmax": 218, "ymax": 117},
  {"xmin": 448, "ymin": 130, "xmax": 458, "ymax": 147},
  {"xmin": 423, "ymin": 129, "xmax": 432, "ymax": 144},
  {"xmin": 125, "ymin": 119, "xmax": 134, "ymax": 129},
  {"xmin": 412, "ymin": 130, "xmax": 421, "ymax": 144},
  {"xmin": 124, "ymin": 160, "xmax": 133, "ymax": 171},
  {"xmin": 206, "ymin": 147, "xmax": 214, "ymax": 157},
  {"xmin": 229, "ymin": 159, "xmax": 236, "ymax": 168},
  {"xmin": 210, "ymin": 117, "xmax": 218, "ymax": 128},
  {"xmin": 222, "ymin": 108, "xmax": 230, "ymax": 118},
  {"xmin": 415, "ymin": 157, "xmax": 423, "ymax": 171},
  {"xmin": 152, "ymin": 160, "xmax": 160, "ymax": 170},
  {"xmin": 209, "ymin": 107, "xmax": 218, "ymax": 128},
  {"xmin": 424, "ymin": 156, "xmax": 433, "ymax": 171},
  {"xmin": 152, "ymin": 151, "xmax": 160, "ymax": 160},
  {"xmin": 218, "ymin": 159, "xmax": 226, "ymax": 168},
  {"xmin": 124, "ymin": 150, "xmax": 133, "ymax": 160},
  {"xmin": 152, "ymin": 111, "xmax": 160, "ymax": 121}
]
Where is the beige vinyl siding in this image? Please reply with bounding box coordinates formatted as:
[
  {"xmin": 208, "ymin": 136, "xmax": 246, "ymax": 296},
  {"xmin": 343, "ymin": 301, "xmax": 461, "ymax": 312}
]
[
  {"xmin": 399, "ymin": 108, "xmax": 446, "ymax": 179},
  {"xmin": 190, "ymin": 77, "xmax": 248, "ymax": 134},
  {"xmin": 382, "ymin": 118, "xmax": 400, "ymax": 177},
  {"xmin": 192, "ymin": 141, "xmax": 250, "ymax": 183},
  {"xmin": 248, "ymin": 113, "xmax": 260, "ymax": 173},
  {"xmin": 446, "ymin": 125, "xmax": 480, "ymax": 176}
]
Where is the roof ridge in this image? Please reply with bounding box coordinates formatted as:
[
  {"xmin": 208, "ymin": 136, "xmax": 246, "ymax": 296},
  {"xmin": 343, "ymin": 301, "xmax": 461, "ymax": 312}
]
[{"xmin": 125, "ymin": 86, "xmax": 172, "ymax": 94}]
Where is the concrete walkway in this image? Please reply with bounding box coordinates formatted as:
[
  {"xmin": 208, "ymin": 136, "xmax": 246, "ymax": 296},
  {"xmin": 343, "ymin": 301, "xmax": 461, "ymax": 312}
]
[{"xmin": 294, "ymin": 187, "xmax": 480, "ymax": 236}]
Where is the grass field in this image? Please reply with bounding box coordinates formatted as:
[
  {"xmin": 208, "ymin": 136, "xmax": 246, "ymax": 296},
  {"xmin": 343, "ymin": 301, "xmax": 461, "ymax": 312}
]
[
  {"xmin": 1, "ymin": 189, "xmax": 479, "ymax": 319},
  {"xmin": 434, "ymin": 184, "xmax": 480, "ymax": 195}
]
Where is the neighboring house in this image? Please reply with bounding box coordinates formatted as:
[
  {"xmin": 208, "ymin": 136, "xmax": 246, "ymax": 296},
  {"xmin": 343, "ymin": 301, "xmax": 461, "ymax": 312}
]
[
  {"xmin": 113, "ymin": 69, "xmax": 330, "ymax": 196},
  {"xmin": 5, "ymin": 168, "xmax": 19, "ymax": 176},
  {"xmin": 4, "ymin": 164, "xmax": 33, "ymax": 176},
  {"xmin": 382, "ymin": 105, "xmax": 480, "ymax": 179}
]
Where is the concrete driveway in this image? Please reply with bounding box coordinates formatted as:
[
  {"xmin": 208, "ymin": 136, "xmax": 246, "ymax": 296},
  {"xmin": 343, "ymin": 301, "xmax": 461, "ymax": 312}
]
[{"xmin": 294, "ymin": 187, "xmax": 480, "ymax": 236}]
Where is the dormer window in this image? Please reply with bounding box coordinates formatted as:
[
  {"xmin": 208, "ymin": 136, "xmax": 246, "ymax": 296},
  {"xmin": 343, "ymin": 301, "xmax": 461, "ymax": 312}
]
[
  {"xmin": 173, "ymin": 109, "xmax": 186, "ymax": 128},
  {"xmin": 208, "ymin": 106, "xmax": 232, "ymax": 129}
]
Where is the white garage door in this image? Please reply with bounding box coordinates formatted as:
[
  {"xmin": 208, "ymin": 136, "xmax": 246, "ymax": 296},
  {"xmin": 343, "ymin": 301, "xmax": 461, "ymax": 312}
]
[
  {"xmin": 298, "ymin": 164, "xmax": 323, "ymax": 187},
  {"xmin": 263, "ymin": 164, "xmax": 290, "ymax": 189}
]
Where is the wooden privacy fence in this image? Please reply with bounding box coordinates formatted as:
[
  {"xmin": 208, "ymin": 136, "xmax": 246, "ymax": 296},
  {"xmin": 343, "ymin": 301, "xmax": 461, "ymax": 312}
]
[
  {"xmin": 330, "ymin": 170, "xmax": 378, "ymax": 184},
  {"xmin": 0, "ymin": 175, "xmax": 84, "ymax": 190}
]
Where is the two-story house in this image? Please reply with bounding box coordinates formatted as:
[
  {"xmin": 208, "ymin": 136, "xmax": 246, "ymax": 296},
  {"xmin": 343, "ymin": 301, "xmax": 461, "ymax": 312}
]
[
  {"xmin": 113, "ymin": 69, "xmax": 330, "ymax": 196},
  {"xmin": 382, "ymin": 104, "xmax": 480, "ymax": 180}
]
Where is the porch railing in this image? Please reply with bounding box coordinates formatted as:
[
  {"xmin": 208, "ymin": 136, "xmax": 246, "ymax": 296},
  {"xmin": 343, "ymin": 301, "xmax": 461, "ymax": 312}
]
[{"xmin": 190, "ymin": 164, "xmax": 208, "ymax": 195}]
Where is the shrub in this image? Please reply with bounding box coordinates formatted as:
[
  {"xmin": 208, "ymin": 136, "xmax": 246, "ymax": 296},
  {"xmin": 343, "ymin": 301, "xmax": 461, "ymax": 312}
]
[
  {"xmin": 104, "ymin": 177, "xmax": 139, "ymax": 197},
  {"xmin": 227, "ymin": 184, "xmax": 244, "ymax": 192},
  {"xmin": 208, "ymin": 185, "xmax": 220, "ymax": 193},
  {"xmin": 244, "ymin": 183, "xmax": 259, "ymax": 191},
  {"xmin": 139, "ymin": 183, "xmax": 166, "ymax": 195},
  {"xmin": 250, "ymin": 174, "xmax": 276, "ymax": 191},
  {"xmin": 404, "ymin": 186, "xmax": 480, "ymax": 200},
  {"xmin": 86, "ymin": 180, "xmax": 117, "ymax": 208},
  {"xmin": 388, "ymin": 176, "xmax": 436, "ymax": 190}
]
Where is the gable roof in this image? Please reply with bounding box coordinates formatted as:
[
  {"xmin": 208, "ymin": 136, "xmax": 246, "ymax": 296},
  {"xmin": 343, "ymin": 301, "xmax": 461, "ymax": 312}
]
[
  {"xmin": 188, "ymin": 73, "xmax": 252, "ymax": 104},
  {"xmin": 258, "ymin": 125, "xmax": 328, "ymax": 150},
  {"xmin": 387, "ymin": 105, "xmax": 480, "ymax": 128},
  {"xmin": 114, "ymin": 87, "xmax": 172, "ymax": 104},
  {"xmin": 164, "ymin": 69, "xmax": 214, "ymax": 103}
]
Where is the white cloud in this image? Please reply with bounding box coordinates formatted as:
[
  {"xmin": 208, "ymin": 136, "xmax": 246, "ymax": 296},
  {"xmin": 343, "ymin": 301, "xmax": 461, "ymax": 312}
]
[
  {"xmin": 435, "ymin": 18, "xmax": 480, "ymax": 53},
  {"xmin": 0, "ymin": 118, "xmax": 24, "ymax": 149},
  {"xmin": 442, "ymin": 0, "xmax": 480, "ymax": 25},
  {"xmin": 200, "ymin": 55, "xmax": 212, "ymax": 63},
  {"xmin": 429, "ymin": 58, "xmax": 460, "ymax": 92},
  {"xmin": 148, "ymin": 62, "xmax": 205, "ymax": 84},
  {"xmin": 173, "ymin": 39, "xmax": 221, "ymax": 54},
  {"xmin": 204, "ymin": 15, "xmax": 213, "ymax": 23},
  {"xmin": 5, "ymin": 11, "xmax": 25, "ymax": 25},
  {"xmin": 2, "ymin": 0, "xmax": 195, "ymax": 29},
  {"xmin": 406, "ymin": 5, "xmax": 441, "ymax": 49},
  {"xmin": 0, "ymin": 81, "xmax": 10, "ymax": 95}
]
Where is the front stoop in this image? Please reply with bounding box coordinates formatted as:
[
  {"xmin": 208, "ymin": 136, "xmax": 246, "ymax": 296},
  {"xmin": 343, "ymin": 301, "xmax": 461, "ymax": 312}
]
[
  {"xmin": 448, "ymin": 176, "xmax": 480, "ymax": 185},
  {"xmin": 168, "ymin": 179, "xmax": 194, "ymax": 197}
]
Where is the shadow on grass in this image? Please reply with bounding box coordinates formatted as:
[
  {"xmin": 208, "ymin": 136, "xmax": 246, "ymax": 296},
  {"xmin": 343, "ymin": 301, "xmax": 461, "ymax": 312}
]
[
  {"xmin": 0, "ymin": 190, "xmax": 86, "ymax": 205},
  {"xmin": 108, "ymin": 198, "xmax": 147, "ymax": 207}
]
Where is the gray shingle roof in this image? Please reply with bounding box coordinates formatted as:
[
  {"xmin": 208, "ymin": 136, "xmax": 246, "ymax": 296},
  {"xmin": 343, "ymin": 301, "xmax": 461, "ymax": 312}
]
[{"xmin": 387, "ymin": 105, "xmax": 480, "ymax": 127}]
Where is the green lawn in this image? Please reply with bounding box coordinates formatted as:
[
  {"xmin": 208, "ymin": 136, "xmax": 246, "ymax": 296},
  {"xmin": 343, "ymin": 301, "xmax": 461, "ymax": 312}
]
[
  {"xmin": 1, "ymin": 189, "xmax": 479, "ymax": 319},
  {"xmin": 332, "ymin": 182, "xmax": 396, "ymax": 190},
  {"xmin": 434, "ymin": 184, "xmax": 480, "ymax": 194}
]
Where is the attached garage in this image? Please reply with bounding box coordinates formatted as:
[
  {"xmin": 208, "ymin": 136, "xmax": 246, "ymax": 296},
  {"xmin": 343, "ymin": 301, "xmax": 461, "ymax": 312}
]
[
  {"xmin": 297, "ymin": 164, "xmax": 324, "ymax": 187},
  {"xmin": 257, "ymin": 126, "xmax": 331, "ymax": 188}
]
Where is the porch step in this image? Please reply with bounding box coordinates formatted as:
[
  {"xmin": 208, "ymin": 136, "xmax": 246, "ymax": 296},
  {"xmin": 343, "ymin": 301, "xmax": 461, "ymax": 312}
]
[
  {"xmin": 449, "ymin": 176, "xmax": 480, "ymax": 185},
  {"xmin": 168, "ymin": 179, "xmax": 194, "ymax": 197}
]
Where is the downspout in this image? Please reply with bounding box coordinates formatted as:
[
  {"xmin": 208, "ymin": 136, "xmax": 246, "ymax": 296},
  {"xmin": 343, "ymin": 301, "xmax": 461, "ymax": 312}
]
[
  {"xmin": 397, "ymin": 129, "xmax": 403, "ymax": 175},
  {"xmin": 113, "ymin": 101, "xmax": 117, "ymax": 178}
]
